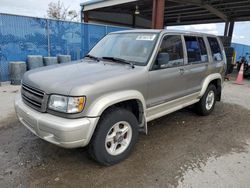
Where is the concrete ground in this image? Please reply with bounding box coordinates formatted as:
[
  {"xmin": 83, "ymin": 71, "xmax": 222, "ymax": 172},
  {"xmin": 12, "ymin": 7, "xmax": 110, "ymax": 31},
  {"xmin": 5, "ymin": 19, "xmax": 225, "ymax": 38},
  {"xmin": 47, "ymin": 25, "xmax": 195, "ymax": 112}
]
[
  {"xmin": 0, "ymin": 85, "xmax": 20, "ymax": 124},
  {"xmin": 1, "ymin": 76, "xmax": 250, "ymax": 188}
]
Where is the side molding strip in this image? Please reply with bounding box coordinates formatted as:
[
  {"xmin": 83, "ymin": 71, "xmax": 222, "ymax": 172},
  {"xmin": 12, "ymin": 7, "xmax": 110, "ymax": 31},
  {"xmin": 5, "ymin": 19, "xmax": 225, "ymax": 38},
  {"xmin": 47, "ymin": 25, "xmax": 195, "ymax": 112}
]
[{"xmin": 146, "ymin": 92, "xmax": 200, "ymax": 122}]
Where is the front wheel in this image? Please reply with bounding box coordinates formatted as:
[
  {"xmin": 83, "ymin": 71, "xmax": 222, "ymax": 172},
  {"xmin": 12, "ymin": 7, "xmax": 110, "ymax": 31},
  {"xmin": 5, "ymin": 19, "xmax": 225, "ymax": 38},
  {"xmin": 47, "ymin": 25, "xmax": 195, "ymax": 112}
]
[
  {"xmin": 88, "ymin": 107, "xmax": 139, "ymax": 166},
  {"xmin": 195, "ymin": 84, "xmax": 217, "ymax": 116}
]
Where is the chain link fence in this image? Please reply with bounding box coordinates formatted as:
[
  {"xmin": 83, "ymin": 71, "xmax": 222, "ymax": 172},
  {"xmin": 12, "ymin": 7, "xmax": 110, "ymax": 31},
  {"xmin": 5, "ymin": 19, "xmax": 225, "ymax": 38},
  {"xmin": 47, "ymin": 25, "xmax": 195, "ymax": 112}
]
[{"xmin": 0, "ymin": 13, "xmax": 128, "ymax": 81}]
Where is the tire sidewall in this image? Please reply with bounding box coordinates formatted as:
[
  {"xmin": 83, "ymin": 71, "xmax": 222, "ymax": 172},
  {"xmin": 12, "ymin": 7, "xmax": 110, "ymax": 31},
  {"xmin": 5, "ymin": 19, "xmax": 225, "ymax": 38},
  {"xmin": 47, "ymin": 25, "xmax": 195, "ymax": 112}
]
[
  {"xmin": 91, "ymin": 108, "xmax": 139, "ymax": 165},
  {"xmin": 237, "ymin": 63, "xmax": 241, "ymax": 72},
  {"xmin": 201, "ymin": 85, "xmax": 217, "ymax": 115}
]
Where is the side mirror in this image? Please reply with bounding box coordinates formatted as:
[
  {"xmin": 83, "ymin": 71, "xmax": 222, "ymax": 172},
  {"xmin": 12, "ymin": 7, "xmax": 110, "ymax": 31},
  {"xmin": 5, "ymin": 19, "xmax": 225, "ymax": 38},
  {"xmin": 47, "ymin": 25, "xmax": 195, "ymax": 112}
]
[{"xmin": 157, "ymin": 52, "xmax": 169, "ymax": 68}]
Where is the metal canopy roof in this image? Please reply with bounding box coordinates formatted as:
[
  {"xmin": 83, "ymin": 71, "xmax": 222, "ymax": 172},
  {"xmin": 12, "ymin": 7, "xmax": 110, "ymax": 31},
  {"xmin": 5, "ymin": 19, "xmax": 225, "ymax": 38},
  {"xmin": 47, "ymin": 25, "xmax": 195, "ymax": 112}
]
[{"xmin": 82, "ymin": 0, "xmax": 250, "ymax": 26}]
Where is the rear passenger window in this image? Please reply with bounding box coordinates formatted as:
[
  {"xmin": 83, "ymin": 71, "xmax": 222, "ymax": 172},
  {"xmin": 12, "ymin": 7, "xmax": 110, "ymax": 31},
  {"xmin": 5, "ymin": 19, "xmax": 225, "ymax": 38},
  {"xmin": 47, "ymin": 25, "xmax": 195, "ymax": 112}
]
[
  {"xmin": 208, "ymin": 37, "xmax": 223, "ymax": 61},
  {"xmin": 184, "ymin": 36, "xmax": 208, "ymax": 64},
  {"xmin": 198, "ymin": 37, "xmax": 208, "ymax": 62}
]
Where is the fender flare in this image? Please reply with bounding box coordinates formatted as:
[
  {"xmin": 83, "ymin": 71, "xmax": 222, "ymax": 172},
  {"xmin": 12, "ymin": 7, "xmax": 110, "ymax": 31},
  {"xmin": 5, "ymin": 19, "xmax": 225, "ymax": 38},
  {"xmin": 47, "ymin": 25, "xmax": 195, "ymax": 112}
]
[
  {"xmin": 85, "ymin": 90, "xmax": 147, "ymax": 117},
  {"xmin": 84, "ymin": 90, "xmax": 148, "ymax": 143},
  {"xmin": 199, "ymin": 73, "xmax": 222, "ymax": 97}
]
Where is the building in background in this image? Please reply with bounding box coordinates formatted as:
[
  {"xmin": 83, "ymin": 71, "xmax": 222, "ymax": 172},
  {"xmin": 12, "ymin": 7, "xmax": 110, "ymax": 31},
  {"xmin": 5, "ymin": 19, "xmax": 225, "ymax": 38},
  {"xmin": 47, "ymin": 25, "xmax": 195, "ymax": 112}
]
[{"xmin": 80, "ymin": 0, "xmax": 250, "ymax": 46}]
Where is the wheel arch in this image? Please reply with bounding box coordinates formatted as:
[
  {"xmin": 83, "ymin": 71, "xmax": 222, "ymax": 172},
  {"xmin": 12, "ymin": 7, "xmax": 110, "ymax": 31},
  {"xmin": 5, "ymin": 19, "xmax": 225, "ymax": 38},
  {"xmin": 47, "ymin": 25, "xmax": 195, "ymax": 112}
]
[
  {"xmin": 86, "ymin": 90, "xmax": 147, "ymax": 131},
  {"xmin": 199, "ymin": 73, "xmax": 223, "ymax": 101}
]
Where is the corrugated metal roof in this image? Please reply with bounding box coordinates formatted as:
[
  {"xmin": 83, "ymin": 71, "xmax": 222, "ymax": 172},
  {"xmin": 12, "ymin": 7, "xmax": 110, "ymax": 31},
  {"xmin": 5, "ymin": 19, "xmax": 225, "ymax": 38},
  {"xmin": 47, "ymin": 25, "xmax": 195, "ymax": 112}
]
[
  {"xmin": 81, "ymin": 0, "xmax": 139, "ymax": 11},
  {"xmin": 81, "ymin": 0, "xmax": 105, "ymax": 6},
  {"xmin": 82, "ymin": 0, "xmax": 250, "ymax": 26}
]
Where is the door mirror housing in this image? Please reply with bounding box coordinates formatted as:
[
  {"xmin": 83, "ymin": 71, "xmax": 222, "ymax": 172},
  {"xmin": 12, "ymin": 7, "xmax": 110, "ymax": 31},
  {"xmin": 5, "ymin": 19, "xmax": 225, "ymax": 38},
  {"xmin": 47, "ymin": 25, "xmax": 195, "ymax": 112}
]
[{"xmin": 157, "ymin": 52, "xmax": 170, "ymax": 68}]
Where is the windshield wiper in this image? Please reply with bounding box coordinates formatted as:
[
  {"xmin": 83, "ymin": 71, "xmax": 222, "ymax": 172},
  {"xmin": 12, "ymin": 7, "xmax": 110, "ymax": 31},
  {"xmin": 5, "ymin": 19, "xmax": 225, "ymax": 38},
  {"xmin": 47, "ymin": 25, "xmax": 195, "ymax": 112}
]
[
  {"xmin": 85, "ymin": 54, "xmax": 100, "ymax": 62},
  {"xmin": 102, "ymin": 56, "xmax": 135, "ymax": 69}
]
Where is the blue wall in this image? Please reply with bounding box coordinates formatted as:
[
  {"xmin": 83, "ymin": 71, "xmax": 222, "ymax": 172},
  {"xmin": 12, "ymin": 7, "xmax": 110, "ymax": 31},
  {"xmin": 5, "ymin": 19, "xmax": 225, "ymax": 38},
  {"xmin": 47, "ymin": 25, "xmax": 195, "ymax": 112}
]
[
  {"xmin": 1, "ymin": 13, "xmax": 250, "ymax": 82},
  {"xmin": 0, "ymin": 13, "xmax": 128, "ymax": 81},
  {"xmin": 231, "ymin": 43, "xmax": 250, "ymax": 61}
]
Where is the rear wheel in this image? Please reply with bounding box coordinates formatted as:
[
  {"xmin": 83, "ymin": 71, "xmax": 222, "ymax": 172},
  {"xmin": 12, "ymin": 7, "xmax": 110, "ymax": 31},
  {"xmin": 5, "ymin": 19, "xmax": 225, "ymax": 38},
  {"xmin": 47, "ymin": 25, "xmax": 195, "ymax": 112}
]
[
  {"xmin": 88, "ymin": 107, "xmax": 139, "ymax": 166},
  {"xmin": 195, "ymin": 84, "xmax": 217, "ymax": 116}
]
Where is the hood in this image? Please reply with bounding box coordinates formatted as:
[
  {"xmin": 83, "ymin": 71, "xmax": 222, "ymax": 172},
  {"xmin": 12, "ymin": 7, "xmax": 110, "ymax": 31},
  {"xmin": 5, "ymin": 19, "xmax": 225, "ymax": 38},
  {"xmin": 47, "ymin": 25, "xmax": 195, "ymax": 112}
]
[{"xmin": 22, "ymin": 59, "xmax": 142, "ymax": 95}]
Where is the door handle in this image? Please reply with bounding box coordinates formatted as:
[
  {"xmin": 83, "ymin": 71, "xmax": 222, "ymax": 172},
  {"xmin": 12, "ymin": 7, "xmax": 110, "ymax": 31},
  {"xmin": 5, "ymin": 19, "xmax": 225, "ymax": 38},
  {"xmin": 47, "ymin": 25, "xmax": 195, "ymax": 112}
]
[{"xmin": 179, "ymin": 68, "xmax": 185, "ymax": 75}]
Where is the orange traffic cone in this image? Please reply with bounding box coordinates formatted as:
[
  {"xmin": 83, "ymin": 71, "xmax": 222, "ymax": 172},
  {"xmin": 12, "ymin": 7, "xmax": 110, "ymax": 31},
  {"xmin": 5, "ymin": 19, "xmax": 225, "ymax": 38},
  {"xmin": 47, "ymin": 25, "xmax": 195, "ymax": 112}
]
[{"xmin": 235, "ymin": 63, "xmax": 244, "ymax": 85}]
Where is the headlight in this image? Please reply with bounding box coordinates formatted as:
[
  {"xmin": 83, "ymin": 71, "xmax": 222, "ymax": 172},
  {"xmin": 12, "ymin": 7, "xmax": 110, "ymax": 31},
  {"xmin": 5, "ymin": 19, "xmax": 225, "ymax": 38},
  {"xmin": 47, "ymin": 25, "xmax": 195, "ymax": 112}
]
[{"xmin": 48, "ymin": 95, "xmax": 85, "ymax": 113}]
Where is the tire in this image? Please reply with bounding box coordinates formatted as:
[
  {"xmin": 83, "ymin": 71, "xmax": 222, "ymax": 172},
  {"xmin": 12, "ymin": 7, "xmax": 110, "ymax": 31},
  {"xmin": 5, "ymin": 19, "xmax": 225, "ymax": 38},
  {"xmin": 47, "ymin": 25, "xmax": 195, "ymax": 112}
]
[
  {"xmin": 244, "ymin": 67, "xmax": 250, "ymax": 78},
  {"xmin": 57, "ymin": 55, "xmax": 71, "ymax": 64},
  {"xmin": 195, "ymin": 84, "xmax": 217, "ymax": 116},
  {"xmin": 88, "ymin": 107, "xmax": 139, "ymax": 166},
  {"xmin": 43, "ymin": 57, "xmax": 58, "ymax": 66},
  {"xmin": 228, "ymin": 64, "xmax": 234, "ymax": 74},
  {"xmin": 27, "ymin": 55, "xmax": 43, "ymax": 70},
  {"xmin": 237, "ymin": 63, "xmax": 242, "ymax": 72},
  {"xmin": 9, "ymin": 61, "xmax": 27, "ymax": 85}
]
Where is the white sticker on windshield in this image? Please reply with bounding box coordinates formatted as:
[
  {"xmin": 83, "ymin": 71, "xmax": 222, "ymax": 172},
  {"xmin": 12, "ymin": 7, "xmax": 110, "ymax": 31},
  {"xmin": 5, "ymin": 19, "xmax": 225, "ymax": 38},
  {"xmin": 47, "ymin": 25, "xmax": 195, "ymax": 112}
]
[{"xmin": 136, "ymin": 35, "xmax": 156, "ymax": 41}]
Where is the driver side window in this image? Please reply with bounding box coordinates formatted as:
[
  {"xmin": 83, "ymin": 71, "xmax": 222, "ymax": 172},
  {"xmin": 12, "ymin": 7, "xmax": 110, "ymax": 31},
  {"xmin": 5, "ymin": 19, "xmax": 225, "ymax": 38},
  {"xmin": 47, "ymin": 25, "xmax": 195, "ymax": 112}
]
[{"xmin": 155, "ymin": 35, "xmax": 184, "ymax": 69}]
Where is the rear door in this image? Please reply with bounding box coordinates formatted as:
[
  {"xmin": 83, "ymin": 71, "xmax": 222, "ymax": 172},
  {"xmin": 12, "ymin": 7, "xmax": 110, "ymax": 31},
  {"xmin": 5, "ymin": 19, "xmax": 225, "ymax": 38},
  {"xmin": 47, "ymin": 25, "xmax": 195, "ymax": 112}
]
[
  {"xmin": 207, "ymin": 36, "xmax": 226, "ymax": 75},
  {"xmin": 182, "ymin": 35, "xmax": 209, "ymax": 93},
  {"xmin": 147, "ymin": 34, "xmax": 187, "ymax": 107}
]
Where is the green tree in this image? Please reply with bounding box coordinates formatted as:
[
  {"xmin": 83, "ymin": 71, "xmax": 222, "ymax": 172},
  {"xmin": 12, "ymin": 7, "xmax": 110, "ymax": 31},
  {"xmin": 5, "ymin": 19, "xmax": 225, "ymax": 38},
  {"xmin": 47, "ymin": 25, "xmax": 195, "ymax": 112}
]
[{"xmin": 46, "ymin": 0, "xmax": 79, "ymax": 22}]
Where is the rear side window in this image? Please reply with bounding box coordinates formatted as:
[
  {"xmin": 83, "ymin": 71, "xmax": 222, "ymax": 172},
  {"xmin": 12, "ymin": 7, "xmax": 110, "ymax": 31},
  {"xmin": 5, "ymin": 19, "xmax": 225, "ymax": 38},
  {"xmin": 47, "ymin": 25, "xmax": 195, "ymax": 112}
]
[
  {"xmin": 184, "ymin": 36, "xmax": 208, "ymax": 64},
  {"xmin": 198, "ymin": 37, "xmax": 208, "ymax": 62},
  {"xmin": 207, "ymin": 37, "xmax": 223, "ymax": 61}
]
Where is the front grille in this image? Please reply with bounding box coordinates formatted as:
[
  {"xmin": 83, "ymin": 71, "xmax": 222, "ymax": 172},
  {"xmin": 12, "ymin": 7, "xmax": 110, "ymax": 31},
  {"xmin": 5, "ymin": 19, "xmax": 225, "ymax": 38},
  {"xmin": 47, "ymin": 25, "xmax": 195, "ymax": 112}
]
[{"xmin": 21, "ymin": 83, "xmax": 46, "ymax": 112}]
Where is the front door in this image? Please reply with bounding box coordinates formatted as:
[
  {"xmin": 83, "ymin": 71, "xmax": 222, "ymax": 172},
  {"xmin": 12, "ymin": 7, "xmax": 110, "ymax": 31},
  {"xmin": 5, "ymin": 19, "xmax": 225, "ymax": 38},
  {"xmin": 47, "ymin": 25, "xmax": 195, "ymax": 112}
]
[{"xmin": 147, "ymin": 34, "xmax": 187, "ymax": 108}]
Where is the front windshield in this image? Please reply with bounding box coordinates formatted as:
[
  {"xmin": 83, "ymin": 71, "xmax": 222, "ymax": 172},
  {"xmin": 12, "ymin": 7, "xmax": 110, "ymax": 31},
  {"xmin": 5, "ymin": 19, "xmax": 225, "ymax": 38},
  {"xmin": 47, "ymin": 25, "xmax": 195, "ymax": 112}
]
[{"xmin": 88, "ymin": 33, "xmax": 159, "ymax": 66}]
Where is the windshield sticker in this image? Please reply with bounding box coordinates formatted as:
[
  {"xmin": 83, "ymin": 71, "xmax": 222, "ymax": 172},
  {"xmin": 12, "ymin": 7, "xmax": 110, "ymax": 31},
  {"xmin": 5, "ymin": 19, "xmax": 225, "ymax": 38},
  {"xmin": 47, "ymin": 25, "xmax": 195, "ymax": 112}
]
[{"xmin": 136, "ymin": 35, "xmax": 156, "ymax": 41}]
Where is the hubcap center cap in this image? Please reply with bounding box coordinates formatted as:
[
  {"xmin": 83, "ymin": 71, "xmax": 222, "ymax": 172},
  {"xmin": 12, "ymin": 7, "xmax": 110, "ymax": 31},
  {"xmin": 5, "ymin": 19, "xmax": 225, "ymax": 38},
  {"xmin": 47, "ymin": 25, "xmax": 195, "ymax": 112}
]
[
  {"xmin": 115, "ymin": 133, "xmax": 123, "ymax": 143},
  {"xmin": 117, "ymin": 136, "xmax": 123, "ymax": 143}
]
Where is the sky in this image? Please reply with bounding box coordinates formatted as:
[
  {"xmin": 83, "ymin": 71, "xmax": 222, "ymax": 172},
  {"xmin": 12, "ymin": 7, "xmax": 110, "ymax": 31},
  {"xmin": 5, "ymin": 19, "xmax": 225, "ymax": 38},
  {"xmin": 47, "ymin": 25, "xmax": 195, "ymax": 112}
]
[
  {"xmin": 169, "ymin": 22, "xmax": 250, "ymax": 45},
  {"xmin": 0, "ymin": 0, "xmax": 83, "ymax": 18},
  {"xmin": 0, "ymin": 0, "xmax": 250, "ymax": 45}
]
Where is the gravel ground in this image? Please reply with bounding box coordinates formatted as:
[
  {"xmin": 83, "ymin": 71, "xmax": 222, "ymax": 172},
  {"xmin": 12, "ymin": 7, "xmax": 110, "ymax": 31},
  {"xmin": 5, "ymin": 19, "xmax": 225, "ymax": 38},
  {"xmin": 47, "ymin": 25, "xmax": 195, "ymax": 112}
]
[{"xmin": 0, "ymin": 78, "xmax": 250, "ymax": 188}]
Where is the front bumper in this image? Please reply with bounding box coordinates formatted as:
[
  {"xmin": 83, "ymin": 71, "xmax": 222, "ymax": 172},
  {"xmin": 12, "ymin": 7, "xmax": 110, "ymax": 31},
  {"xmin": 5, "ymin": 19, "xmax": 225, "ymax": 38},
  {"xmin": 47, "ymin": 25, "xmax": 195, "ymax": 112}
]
[{"xmin": 15, "ymin": 94, "xmax": 99, "ymax": 148}]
